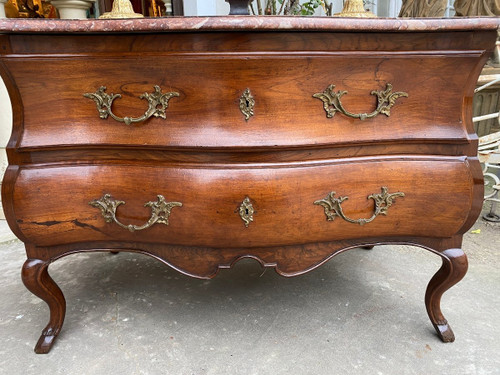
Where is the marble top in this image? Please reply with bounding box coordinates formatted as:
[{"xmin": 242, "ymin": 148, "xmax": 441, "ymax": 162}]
[{"xmin": 0, "ymin": 16, "xmax": 498, "ymax": 34}]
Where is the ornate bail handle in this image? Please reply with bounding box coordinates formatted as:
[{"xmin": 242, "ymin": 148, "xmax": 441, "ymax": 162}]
[
  {"xmin": 314, "ymin": 187, "xmax": 405, "ymax": 225},
  {"xmin": 84, "ymin": 85, "xmax": 179, "ymax": 125},
  {"xmin": 313, "ymin": 83, "xmax": 408, "ymax": 120},
  {"xmin": 89, "ymin": 194, "xmax": 182, "ymax": 232}
]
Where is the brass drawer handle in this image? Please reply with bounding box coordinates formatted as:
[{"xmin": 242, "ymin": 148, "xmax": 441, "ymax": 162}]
[
  {"xmin": 84, "ymin": 85, "xmax": 179, "ymax": 125},
  {"xmin": 313, "ymin": 83, "xmax": 408, "ymax": 120},
  {"xmin": 90, "ymin": 194, "xmax": 182, "ymax": 232},
  {"xmin": 314, "ymin": 187, "xmax": 405, "ymax": 225}
]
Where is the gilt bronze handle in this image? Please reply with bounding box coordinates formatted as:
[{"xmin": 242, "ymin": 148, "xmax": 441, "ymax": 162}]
[
  {"xmin": 313, "ymin": 83, "xmax": 408, "ymax": 120},
  {"xmin": 84, "ymin": 85, "xmax": 179, "ymax": 125},
  {"xmin": 314, "ymin": 187, "xmax": 405, "ymax": 225},
  {"xmin": 89, "ymin": 194, "xmax": 182, "ymax": 232}
]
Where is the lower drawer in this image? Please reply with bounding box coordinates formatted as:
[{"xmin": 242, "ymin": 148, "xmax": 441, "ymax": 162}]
[{"xmin": 8, "ymin": 157, "xmax": 473, "ymax": 247}]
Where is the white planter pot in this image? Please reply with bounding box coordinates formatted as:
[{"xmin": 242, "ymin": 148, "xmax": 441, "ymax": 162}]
[
  {"xmin": 161, "ymin": 0, "xmax": 172, "ymax": 14},
  {"xmin": 51, "ymin": 0, "xmax": 96, "ymax": 18},
  {"xmin": 0, "ymin": 0, "xmax": 7, "ymax": 18}
]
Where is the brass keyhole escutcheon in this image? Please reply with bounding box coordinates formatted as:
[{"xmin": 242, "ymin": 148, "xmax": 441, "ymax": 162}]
[
  {"xmin": 239, "ymin": 197, "xmax": 254, "ymax": 228},
  {"xmin": 239, "ymin": 88, "xmax": 255, "ymax": 121}
]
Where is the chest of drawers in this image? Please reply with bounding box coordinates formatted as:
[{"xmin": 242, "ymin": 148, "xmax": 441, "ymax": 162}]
[{"xmin": 0, "ymin": 17, "xmax": 498, "ymax": 354}]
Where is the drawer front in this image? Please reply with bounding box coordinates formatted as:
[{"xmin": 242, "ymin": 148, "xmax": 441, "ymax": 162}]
[
  {"xmin": 6, "ymin": 52, "xmax": 477, "ymax": 150},
  {"xmin": 11, "ymin": 157, "xmax": 473, "ymax": 247}
]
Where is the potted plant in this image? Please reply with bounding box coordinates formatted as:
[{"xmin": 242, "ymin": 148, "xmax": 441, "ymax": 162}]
[{"xmin": 226, "ymin": 0, "xmax": 333, "ymax": 16}]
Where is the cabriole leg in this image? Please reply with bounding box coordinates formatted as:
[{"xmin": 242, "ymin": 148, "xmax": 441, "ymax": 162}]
[
  {"xmin": 425, "ymin": 248, "xmax": 468, "ymax": 342},
  {"xmin": 22, "ymin": 259, "xmax": 66, "ymax": 354}
]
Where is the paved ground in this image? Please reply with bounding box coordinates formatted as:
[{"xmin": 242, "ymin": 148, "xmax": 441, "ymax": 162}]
[{"xmin": 0, "ymin": 212, "xmax": 498, "ymax": 375}]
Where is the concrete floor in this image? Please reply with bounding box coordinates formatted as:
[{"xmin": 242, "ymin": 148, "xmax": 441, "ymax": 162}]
[{"xmin": 0, "ymin": 213, "xmax": 498, "ymax": 375}]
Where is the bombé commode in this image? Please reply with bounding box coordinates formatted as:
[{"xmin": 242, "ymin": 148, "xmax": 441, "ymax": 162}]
[{"xmin": 0, "ymin": 16, "xmax": 498, "ymax": 353}]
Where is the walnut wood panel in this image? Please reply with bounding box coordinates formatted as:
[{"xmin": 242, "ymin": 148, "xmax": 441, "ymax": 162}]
[
  {"xmin": 3, "ymin": 31, "xmax": 496, "ymax": 55},
  {"xmin": 10, "ymin": 157, "xmax": 473, "ymax": 247},
  {"xmin": 13, "ymin": 143, "xmax": 477, "ymax": 166},
  {"xmin": 4, "ymin": 53, "xmax": 480, "ymax": 150},
  {"xmin": 24, "ymin": 236, "xmax": 465, "ymax": 279}
]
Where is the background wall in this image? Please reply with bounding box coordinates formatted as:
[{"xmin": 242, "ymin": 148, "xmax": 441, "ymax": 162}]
[
  {"xmin": 183, "ymin": 0, "xmax": 219, "ymax": 16},
  {"xmin": 184, "ymin": 0, "xmax": 405, "ymax": 17}
]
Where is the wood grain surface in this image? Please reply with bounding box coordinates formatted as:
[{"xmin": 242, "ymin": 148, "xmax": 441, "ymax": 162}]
[
  {"xmin": 1, "ymin": 32, "xmax": 490, "ymax": 151},
  {"xmin": 9, "ymin": 157, "xmax": 473, "ymax": 247}
]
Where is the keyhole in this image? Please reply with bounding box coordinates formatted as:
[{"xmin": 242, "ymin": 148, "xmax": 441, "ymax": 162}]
[{"xmin": 245, "ymin": 208, "xmax": 249, "ymax": 215}]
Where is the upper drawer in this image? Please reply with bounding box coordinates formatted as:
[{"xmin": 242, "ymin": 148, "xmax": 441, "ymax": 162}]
[{"xmin": 3, "ymin": 52, "xmax": 480, "ymax": 150}]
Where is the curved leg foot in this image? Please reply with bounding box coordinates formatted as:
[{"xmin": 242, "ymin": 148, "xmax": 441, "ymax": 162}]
[
  {"xmin": 22, "ymin": 259, "xmax": 66, "ymax": 354},
  {"xmin": 425, "ymin": 248, "xmax": 468, "ymax": 343}
]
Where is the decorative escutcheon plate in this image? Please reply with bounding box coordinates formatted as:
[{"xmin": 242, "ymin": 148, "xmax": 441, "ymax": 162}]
[
  {"xmin": 239, "ymin": 88, "xmax": 255, "ymax": 121},
  {"xmin": 239, "ymin": 197, "xmax": 254, "ymax": 227}
]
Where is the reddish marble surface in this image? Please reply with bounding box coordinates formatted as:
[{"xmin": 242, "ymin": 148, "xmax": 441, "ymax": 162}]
[{"xmin": 0, "ymin": 16, "xmax": 498, "ymax": 34}]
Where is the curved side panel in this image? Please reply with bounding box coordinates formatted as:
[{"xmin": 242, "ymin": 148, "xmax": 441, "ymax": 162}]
[
  {"xmin": 457, "ymin": 157, "xmax": 484, "ymax": 235},
  {"xmin": 1, "ymin": 165, "xmax": 27, "ymax": 242},
  {"xmin": 0, "ymin": 59, "xmax": 24, "ymax": 162}
]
